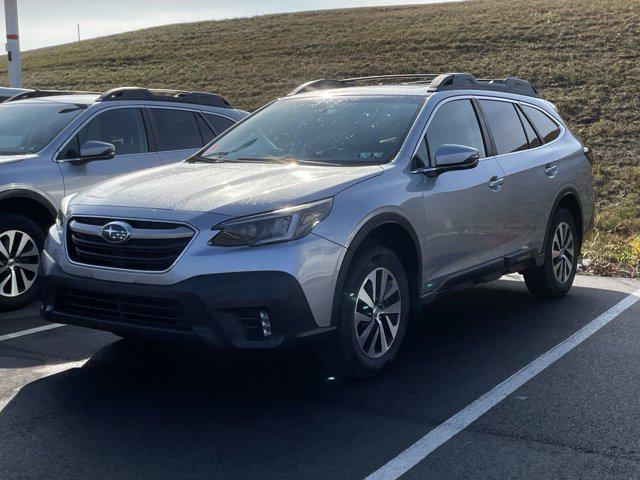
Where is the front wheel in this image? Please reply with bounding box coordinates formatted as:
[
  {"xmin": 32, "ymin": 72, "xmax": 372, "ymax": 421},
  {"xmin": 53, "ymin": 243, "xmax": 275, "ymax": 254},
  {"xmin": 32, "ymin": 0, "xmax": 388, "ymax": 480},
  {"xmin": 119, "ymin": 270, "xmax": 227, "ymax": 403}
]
[
  {"xmin": 524, "ymin": 207, "xmax": 579, "ymax": 299},
  {"xmin": 0, "ymin": 214, "xmax": 45, "ymax": 311},
  {"xmin": 317, "ymin": 244, "xmax": 410, "ymax": 378}
]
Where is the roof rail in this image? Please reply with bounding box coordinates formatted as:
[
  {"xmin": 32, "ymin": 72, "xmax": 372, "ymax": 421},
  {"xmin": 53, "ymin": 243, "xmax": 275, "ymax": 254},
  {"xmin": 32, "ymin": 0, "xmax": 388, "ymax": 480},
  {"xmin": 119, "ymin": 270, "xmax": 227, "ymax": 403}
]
[
  {"xmin": 97, "ymin": 87, "xmax": 233, "ymax": 109},
  {"xmin": 288, "ymin": 74, "xmax": 440, "ymax": 95},
  {"xmin": 427, "ymin": 73, "xmax": 539, "ymax": 97},
  {"xmin": 288, "ymin": 73, "xmax": 539, "ymax": 98},
  {"xmin": 5, "ymin": 89, "xmax": 100, "ymax": 102}
]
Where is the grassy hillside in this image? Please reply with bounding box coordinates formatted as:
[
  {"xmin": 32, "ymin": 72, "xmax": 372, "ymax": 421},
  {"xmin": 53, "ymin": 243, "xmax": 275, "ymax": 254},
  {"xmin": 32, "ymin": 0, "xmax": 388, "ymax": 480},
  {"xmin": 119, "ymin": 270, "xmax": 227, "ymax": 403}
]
[{"xmin": 2, "ymin": 0, "xmax": 639, "ymax": 275}]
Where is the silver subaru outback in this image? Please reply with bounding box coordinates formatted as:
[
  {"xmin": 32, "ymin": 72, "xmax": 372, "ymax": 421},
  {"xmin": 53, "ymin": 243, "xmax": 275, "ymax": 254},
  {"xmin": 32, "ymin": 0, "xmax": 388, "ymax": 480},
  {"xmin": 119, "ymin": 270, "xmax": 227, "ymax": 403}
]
[
  {"xmin": 41, "ymin": 73, "xmax": 595, "ymax": 377},
  {"xmin": 0, "ymin": 87, "xmax": 247, "ymax": 309}
]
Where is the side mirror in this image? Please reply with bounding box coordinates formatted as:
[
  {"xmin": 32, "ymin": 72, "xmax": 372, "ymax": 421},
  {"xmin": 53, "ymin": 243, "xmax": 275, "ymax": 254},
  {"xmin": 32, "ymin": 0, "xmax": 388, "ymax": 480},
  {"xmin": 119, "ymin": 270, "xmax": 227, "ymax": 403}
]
[
  {"xmin": 78, "ymin": 141, "xmax": 116, "ymax": 162},
  {"xmin": 413, "ymin": 144, "xmax": 480, "ymax": 178}
]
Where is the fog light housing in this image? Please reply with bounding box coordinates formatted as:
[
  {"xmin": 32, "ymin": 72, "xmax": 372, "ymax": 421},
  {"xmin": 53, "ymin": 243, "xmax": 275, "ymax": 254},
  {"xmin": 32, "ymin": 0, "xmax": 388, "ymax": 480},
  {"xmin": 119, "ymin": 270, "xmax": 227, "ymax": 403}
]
[{"xmin": 260, "ymin": 310, "xmax": 272, "ymax": 338}]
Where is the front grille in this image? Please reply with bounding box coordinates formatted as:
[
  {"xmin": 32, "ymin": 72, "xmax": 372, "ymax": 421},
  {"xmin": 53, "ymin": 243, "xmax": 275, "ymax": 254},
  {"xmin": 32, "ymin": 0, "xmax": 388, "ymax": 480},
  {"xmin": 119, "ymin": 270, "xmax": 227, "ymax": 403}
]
[
  {"xmin": 55, "ymin": 287, "xmax": 192, "ymax": 331},
  {"xmin": 66, "ymin": 217, "xmax": 195, "ymax": 272}
]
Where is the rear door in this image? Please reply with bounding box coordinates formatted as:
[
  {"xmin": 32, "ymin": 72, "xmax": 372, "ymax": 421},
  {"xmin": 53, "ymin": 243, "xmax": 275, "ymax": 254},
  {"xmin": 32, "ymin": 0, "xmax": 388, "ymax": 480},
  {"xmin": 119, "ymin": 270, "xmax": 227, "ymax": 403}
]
[
  {"xmin": 479, "ymin": 99, "xmax": 562, "ymax": 254},
  {"xmin": 57, "ymin": 107, "xmax": 161, "ymax": 194},
  {"xmin": 420, "ymin": 98, "xmax": 508, "ymax": 282},
  {"xmin": 147, "ymin": 107, "xmax": 207, "ymax": 164}
]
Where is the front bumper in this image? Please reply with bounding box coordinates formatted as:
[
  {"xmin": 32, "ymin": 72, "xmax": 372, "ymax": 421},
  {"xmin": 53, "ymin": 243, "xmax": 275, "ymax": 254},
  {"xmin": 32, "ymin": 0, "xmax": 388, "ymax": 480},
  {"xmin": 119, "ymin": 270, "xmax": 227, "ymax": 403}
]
[{"xmin": 41, "ymin": 258, "xmax": 336, "ymax": 349}]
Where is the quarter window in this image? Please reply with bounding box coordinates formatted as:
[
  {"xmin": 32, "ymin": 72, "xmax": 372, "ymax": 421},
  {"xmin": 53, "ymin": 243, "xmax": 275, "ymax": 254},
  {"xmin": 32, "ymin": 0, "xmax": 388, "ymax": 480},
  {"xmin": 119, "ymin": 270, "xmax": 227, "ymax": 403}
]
[
  {"xmin": 516, "ymin": 106, "xmax": 542, "ymax": 148},
  {"xmin": 149, "ymin": 108, "xmax": 203, "ymax": 151},
  {"xmin": 77, "ymin": 108, "xmax": 148, "ymax": 156},
  {"xmin": 425, "ymin": 100, "xmax": 486, "ymax": 164},
  {"xmin": 522, "ymin": 105, "xmax": 561, "ymax": 143},
  {"xmin": 479, "ymin": 100, "xmax": 528, "ymax": 155},
  {"xmin": 203, "ymin": 113, "xmax": 235, "ymax": 135}
]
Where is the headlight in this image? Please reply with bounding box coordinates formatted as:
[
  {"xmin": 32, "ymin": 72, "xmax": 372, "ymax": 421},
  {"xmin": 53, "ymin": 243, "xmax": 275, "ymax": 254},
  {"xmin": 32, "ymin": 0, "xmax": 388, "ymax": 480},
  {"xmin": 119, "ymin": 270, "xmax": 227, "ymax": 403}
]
[
  {"xmin": 210, "ymin": 198, "xmax": 333, "ymax": 247},
  {"xmin": 55, "ymin": 194, "xmax": 76, "ymax": 231}
]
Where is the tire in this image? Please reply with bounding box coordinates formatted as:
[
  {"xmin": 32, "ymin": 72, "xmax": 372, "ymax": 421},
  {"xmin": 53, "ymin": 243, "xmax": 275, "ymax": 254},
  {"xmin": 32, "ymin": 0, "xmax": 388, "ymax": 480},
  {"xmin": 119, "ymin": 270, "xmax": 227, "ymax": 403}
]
[
  {"xmin": 317, "ymin": 243, "xmax": 410, "ymax": 378},
  {"xmin": 0, "ymin": 214, "xmax": 45, "ymax": 311},
  {"xmin": 524, "ymin": 207, "xmax": 580, "ymax": 300}
]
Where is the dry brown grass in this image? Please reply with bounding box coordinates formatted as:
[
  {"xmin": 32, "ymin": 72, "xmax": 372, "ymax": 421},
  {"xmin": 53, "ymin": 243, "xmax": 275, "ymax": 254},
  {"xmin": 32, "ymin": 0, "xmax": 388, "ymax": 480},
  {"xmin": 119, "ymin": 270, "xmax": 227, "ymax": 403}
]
[{"xmin": 1, "ymin": 0, "xmax": 638, "ymax": 275}]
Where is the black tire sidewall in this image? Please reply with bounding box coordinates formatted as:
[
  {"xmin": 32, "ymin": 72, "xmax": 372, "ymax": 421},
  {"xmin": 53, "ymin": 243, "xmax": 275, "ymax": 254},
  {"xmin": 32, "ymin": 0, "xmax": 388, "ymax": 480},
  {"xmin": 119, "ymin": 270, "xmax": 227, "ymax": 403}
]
[
  {"xmin": 0, "ymin": 214, "xmax": 45, "ymax": 311},
  {"xmin": 335, "ymin": 244, "xmax": 410, "ymax": 376}
]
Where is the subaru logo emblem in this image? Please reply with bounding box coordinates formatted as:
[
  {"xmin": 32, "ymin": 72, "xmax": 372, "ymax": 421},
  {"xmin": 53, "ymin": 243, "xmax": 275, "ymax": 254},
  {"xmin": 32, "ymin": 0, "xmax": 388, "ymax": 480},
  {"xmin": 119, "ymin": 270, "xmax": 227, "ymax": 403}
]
[{"xmin": 101, "ymin": 221, "xmax": 132, "ymax": 244}]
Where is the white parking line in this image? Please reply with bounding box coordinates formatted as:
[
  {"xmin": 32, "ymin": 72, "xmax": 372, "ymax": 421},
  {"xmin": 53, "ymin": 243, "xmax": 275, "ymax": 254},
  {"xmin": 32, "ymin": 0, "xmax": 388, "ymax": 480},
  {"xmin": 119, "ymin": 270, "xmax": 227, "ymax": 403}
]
[
  {"xmin": 365, "ymin": 288, "xmax": 640, "ymax": 480},
  {"xmin": 0, "ymin": 323, "xmax": 64, "ymax": 343}
]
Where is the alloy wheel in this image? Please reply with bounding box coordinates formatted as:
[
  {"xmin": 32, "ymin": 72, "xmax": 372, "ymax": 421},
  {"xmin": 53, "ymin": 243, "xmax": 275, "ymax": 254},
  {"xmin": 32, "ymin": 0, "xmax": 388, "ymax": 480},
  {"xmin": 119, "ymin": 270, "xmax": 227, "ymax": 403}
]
[
  {"xmin": 551, "ymin": 222, "xmax": 574, "ymax": 284},
  {"xmin": 0, "ymin": 230, "xmax": 40, "ymax": 298},
  {"xmin": 354, "ymin": 267, "xmax": 402, "ymax": 359}
]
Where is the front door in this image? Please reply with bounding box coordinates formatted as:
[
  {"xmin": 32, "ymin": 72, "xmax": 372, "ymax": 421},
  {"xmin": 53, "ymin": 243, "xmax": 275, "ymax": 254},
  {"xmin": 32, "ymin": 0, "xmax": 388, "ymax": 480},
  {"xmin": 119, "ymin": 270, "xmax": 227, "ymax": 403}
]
[
  {"xmin": 418, "ymin": 98, "xmax": 508, "ymax": 282},
  {"xmin": 57, "ymin": 107, "xmax": 161, "ymax": 195}
]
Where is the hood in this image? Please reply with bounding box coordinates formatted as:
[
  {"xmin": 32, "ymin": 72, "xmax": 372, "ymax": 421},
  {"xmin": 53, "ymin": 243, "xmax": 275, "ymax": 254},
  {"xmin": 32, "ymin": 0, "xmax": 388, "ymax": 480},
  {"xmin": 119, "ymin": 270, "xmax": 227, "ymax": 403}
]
[{"xmin": 74, "ymin": 161, "xmax": 383, "ymax": 217}]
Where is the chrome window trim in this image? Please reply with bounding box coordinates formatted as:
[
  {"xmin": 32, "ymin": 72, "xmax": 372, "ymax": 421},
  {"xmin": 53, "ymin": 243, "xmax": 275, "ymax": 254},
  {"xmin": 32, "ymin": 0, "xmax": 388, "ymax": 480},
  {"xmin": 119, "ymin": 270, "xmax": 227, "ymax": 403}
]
[
  {"xmin": 408, "ymin": 94, "xmax": 566, "ymax": 174},
  {"xmin": 63, "ymin": 214, "xmax": 199, "ymax": 275}
]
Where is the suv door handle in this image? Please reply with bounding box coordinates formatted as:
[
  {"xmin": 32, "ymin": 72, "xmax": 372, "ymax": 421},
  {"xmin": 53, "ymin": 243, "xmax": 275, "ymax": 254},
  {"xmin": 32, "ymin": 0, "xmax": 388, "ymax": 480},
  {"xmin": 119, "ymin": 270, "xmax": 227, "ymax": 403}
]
[
  {"xmin": 544, "ymin": 164, "xmax": 558, "ymax": 178},
  {"xmin": 489, "ymin": 176, "xmax": 505, "ymax": 191}
]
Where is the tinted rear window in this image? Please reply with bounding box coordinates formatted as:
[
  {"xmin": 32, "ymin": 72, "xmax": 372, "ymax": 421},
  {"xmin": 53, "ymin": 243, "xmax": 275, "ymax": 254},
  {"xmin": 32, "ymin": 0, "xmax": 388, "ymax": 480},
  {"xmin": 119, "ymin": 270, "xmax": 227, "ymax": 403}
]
[
  {"xmin": 149, "ymin": 108, "xmax": 203, "ymax": 151},
  {"xmin": 479, "ymin": 100, "xmax": 528, "ymax": 155},
  {"xmin": 522, "ymin": 105, "xmax": 561, "ymax": 143}
]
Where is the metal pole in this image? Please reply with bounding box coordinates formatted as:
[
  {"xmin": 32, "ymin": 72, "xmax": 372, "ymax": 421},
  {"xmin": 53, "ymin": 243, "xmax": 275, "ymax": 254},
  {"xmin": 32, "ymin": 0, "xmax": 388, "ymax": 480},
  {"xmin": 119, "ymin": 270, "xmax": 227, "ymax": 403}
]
[
  {"xmin": 77, "ymin": 22, "xmax": 80, "ymax": 42},
  {"xmin": 4, "ymin": 0, "xmax": 22, "ymax": 87}
]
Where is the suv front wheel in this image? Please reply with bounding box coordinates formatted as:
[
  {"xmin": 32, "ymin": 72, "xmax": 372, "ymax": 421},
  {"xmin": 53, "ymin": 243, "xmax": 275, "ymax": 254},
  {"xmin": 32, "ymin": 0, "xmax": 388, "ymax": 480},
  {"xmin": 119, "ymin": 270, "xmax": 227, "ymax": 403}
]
[
  {"xmin": 524, "ymin": 207, "xmax": 579, "ymax": 299},
  {"xmin": 318, "ymin": 244, "xmax": 410, "ymax": 378},
  {"xmin": 0, "ymin": 214, "xmax": 44, "ymax": 311}
]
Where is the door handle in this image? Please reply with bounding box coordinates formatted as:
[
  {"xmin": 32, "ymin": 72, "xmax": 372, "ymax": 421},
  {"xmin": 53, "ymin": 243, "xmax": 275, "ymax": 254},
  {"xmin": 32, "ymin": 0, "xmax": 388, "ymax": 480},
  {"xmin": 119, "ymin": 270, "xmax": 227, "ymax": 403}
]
[
  {"xmin": 544, "ymin": 164, "xmax": 558, "ymax": 178},
  {"xmin": 489, "ymin": 176, "xmax": 505, "ymax": 191}
]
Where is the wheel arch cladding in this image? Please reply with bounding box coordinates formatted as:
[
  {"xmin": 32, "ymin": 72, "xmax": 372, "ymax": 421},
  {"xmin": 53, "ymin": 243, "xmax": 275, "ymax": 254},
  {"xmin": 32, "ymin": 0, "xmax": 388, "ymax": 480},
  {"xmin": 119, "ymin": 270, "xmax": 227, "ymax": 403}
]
[
  {"xmin": 0, "ymin": 190, "xmax": 57, "ymax": 234},
  {"xmin": 331, "ymin": 213, "xmax": 422, "ymax": 326}
]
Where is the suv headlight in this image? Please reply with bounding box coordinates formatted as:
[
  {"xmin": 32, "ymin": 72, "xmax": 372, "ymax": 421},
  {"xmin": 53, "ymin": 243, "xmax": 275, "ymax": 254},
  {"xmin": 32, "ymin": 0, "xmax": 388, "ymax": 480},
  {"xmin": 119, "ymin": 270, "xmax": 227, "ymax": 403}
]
[
  {"xmin": 55, "ymin": 194, "xmax": 76, "ymax": 232},
  {"xmin": 210, "ymin": 198, "xmax": 333, "ymax": 247}
]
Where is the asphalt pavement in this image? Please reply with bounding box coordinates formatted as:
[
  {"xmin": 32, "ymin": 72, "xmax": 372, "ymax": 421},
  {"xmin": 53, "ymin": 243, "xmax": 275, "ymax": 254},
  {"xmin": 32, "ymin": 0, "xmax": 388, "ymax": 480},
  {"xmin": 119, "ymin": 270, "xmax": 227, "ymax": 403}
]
[{"xmin": 1, "ymin": 274, "xmax": 639, "ymax": 479}]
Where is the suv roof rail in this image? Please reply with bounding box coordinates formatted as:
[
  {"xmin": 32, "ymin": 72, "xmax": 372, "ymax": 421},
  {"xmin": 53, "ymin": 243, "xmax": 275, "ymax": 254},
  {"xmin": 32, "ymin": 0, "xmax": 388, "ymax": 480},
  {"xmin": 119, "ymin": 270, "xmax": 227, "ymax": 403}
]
[
  {"xmin": 288, "ymin": 74, "xmax": 440, "ymax": 96},
  {"xmin": 427, "ymin": 73, "xmax": 539, "ymax": 97},
  {"xmin": 288, "ymin": 72, "xmax": 539, "ymax": 98},
  {"xmin": 5, "ymin": 89, "xmax": 101, "ymax": 102},
  {"xmin": 97, "ymin": 87, "xmax": 233, "ymax": 109}
]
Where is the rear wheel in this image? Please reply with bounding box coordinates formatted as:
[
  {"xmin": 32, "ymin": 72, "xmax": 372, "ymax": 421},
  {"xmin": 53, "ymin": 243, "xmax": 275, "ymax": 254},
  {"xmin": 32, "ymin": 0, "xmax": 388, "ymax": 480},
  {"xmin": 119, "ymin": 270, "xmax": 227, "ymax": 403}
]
[
  {"xmin": 317, "ymin": 244, "xmax": 410, "ymax": 378},
  {"xmin": 524, "ymin": 208, "xmax": 579, "ymax": 299},
  {"xmin": 0, "ymin": 215, "xmax": 44, "ymax": 311}
]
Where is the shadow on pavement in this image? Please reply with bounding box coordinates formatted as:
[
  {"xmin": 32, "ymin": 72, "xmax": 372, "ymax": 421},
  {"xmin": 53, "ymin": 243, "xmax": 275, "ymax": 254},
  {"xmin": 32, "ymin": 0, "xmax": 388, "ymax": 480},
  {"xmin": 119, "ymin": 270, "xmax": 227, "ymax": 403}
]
[{"xmin": 0, "ymin": 279, "xmax": 632, "ymax": 480}]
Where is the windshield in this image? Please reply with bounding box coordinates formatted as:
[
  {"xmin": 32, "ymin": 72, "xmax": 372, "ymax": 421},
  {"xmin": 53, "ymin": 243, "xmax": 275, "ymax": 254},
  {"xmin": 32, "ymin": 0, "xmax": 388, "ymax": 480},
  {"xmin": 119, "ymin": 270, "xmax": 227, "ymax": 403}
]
[
  {"xmin": 0, "ymin": 102, "xmax": 86, "ymax": 155},
  {"xmin": 194, "ymin": 95, "xmax": 425, "ymax": 165}
]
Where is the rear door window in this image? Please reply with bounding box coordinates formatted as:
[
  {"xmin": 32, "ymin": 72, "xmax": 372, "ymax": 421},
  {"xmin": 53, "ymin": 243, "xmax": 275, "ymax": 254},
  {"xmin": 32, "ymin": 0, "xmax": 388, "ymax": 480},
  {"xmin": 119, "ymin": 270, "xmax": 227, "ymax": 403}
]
[
  {"xmin": 426, "ymin": 99, "xmax": 486, "ymax": 164},
  {"xmin": 522, "ymin": 105, "xmax": 561, "ymax": 143},
  {"xmin": 479, "ymin": 100, "xmax": 528, "ymax": 155},
  {"xmin": 149, "ymin": 108, "xmax": 203, "ymax": 151}
]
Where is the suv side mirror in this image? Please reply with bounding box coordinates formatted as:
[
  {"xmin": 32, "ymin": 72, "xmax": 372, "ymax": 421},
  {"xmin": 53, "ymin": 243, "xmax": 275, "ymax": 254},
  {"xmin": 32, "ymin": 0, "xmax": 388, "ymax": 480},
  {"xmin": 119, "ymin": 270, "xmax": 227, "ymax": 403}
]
[
  {"xmin": 78, "ymin": 141, "xmax": 116, "ymax": 162},
  {"xmin": 413, "ymin": 144, "xmax": 480, "ymax": 178}
]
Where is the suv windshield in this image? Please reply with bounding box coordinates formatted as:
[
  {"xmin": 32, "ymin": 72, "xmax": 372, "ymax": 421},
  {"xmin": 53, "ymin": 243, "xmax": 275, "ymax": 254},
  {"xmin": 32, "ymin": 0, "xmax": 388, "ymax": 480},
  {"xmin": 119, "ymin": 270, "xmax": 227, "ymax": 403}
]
[
  {"xmin": 195, "ymin": 95, "xmax": 425, "ymax": 165},
  {"xmin": 0, "ymin": 101, "xmax": 86, "ymax": 155}
]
